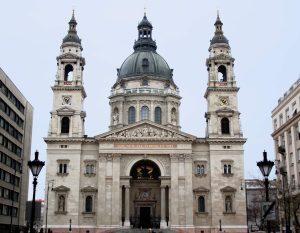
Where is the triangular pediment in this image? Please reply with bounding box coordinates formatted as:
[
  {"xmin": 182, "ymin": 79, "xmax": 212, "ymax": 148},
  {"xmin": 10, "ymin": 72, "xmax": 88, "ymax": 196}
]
[
  {"xmin": 80, "ymin": 186, "xmax": 98, "ymax": 192},
  {"xmin": 56, "ymin": 106, "xmax": 75, "ymax": 115},
  {"xmin": 53, "ymin": 185, "xmax": 70, "ymax": 192},
  {"xmin": 193, "ymin": 186, "xmax": 209, "ymax": 193},
  {"xmin": 220, "ymin": 186, "xmax": 236, "ymax": 192},
  {"xmin": 96, "ymin": 120, "xmax": 196, "ymax": 141}
]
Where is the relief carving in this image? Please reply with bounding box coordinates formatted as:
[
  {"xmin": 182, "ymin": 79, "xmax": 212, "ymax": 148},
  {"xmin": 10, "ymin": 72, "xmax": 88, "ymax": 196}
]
[{"xmin": 106, "ymin": 126, "xmax": 185, "ymax": 139}]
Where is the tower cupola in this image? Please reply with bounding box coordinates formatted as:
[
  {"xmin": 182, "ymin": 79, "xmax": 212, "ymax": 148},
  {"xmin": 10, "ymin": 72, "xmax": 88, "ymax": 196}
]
[
  {"xmin": 210, "ymin": 12, "xmax": 229, "ymax": 46},
  {"xmin": 62, "ymin": 11, "xmax": 82, "ymax": 47}
]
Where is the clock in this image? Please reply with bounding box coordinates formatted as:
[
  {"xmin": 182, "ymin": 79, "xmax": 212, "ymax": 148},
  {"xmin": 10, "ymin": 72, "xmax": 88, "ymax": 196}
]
[{"xmin": 219, "ymin": 97, "xmax": 229, "ymax": 106}]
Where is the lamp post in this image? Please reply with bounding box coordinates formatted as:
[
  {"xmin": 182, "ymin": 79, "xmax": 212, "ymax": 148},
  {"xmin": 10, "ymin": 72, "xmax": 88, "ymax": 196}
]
[
  {"xmin": 257, "ymin": 150, "xmax": 274, "ymax": 233},
  {"xmin": 278, "ymin": 146, "xmax": 292, "ymax": 233},
  {"xmin": 45, "ymin": 180, "xmax": 54, "ymax": 233},
  {"xmin": 28, "ymin": 151, "xmax": 45, "ymax": 233},
  {"xmin": 69, "ymin": 219, "xmax": 72, "ymax": 232}
]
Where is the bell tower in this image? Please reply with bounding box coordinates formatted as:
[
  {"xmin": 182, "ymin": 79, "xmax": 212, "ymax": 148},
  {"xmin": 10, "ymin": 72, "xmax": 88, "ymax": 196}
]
[
  {"xmin": 48, "ymin": 11, "xmax": 86, "ymax": 137},
  {"xmin": 205, "ymin": 13, "xmax": 242, "ymax": 138}
]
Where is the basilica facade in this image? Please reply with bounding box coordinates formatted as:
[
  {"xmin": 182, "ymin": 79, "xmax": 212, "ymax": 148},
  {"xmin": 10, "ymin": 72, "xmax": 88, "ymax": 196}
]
[{"xmin": 44, "ymin": 12, "xmax": 247, "ymax": 233}]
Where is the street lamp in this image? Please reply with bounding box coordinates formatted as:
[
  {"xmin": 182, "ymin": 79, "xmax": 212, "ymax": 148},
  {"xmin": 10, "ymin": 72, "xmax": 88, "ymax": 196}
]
[
  {"xmin": 28, "ymin": 151, "xmax": 45, "ymax": 233},
  {"xmin": 45, "ymin": 180, "xmax": 54, "ymax": 233},
  {"xmin": 257, "ymin": 150, "xmax": 274, "ymax": 233}
]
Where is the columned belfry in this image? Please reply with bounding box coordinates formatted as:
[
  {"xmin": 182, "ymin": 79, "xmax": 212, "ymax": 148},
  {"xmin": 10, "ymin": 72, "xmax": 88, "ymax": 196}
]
[
  {"xmin": 44, "ymin": 12, "xmax": 247, "ymax": 233},
  {"xmin": 48, "ymin": 11, "xmax": 86, "ymax": 138},
  {"xmin": 205, "ymin": 13, "xmax": 242, "ymax": 139}
]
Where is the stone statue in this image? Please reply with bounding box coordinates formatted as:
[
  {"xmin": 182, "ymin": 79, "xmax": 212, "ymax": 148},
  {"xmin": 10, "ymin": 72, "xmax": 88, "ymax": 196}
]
[
  {"xmin": 58, "ymin": 195, "xmax": 65, "ymax": 212},
  {"xmin": 112, "ymin": 112, "xmax": 119, "ymax": 125},
  {"xmin": 171, "ymin": 110, "xmax": 177, "ymax": 124}
]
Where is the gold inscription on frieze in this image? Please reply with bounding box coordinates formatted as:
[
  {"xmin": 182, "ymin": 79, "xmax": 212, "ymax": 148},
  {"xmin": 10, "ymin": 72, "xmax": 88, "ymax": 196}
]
[{"xmin": 114, "ymin": 143, "xmax": 177, "ymax": 149}]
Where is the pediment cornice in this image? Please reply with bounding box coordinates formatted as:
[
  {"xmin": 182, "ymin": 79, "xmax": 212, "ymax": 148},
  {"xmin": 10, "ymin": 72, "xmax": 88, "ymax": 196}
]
[
  {"xmin": 53, "ymin": 185, "xmax": 70, "ymax": 192},
  {"xmin": 95, "ymin": 120, "xmax": 196, "ymax": 142}
]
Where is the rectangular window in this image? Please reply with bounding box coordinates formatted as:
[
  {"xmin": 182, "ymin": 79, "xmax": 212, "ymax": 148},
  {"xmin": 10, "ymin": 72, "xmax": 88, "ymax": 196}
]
[
  {"xmin": 273, "ymin": 119, "xmax": 277, "ymax": 130},
  {"xmin": 290, "ymin": 152, "xmax": 294, "ymax": 166},
  {"xmin": 298, "ymin": 149, "xmax": 300, "ymax": 161},
  {"xmin": 58, "ymin": 163, "xmax": 68, "ymax": 174},
  {"xmin": 279, "ymin": 114, "xmax": 283, "ymax": 126},
  {"xmin": 286, "ymin": 108, "xmax": 290, "ymax": 121},
  {"xmin": 292, "ymin": 101, "xmax": 297, "ymax": 116}
]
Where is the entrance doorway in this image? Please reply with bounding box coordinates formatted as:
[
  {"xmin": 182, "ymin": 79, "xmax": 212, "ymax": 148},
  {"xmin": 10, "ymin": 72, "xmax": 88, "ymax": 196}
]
[
  {"xmin": 127, "ymin": 159, "xmax": 162, "ymax": 228},
  {"xmin": 140, "ymin": 207, "xmax": 151, "ymax": 228}
]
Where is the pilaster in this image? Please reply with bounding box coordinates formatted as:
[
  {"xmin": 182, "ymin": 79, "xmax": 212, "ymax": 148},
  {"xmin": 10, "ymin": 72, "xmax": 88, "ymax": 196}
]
[{"xmin": 170, "ymin": 154, "xmax": 179, "ymax": 227}]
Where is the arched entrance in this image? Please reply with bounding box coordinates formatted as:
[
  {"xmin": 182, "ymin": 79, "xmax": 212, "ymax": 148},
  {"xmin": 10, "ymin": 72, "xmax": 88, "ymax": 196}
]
[{"xmin": 129, "ymin": 159, "xmax": 161, "ymax": 229}]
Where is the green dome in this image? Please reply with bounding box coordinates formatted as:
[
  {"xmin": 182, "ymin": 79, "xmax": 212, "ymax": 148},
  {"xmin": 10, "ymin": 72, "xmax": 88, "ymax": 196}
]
[{"xmin": 118, "ymin": 50, "xmax": 172, "ymax": 80}]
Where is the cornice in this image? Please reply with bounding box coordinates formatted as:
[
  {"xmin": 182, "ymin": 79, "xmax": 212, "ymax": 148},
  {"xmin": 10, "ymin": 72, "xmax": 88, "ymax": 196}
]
[
  {"xmin": 271, "ymin": 111, "xmax": 300, "ymax": 137},
  {"xmin": 44, "ymin": 137, "xmax": 96, "ymax": 143},
  {"xmin": 204, "ymin": 86, "xmax": 239, "ymax": 98},
  {"xmin": 52, "ymin": 85, "xmax": 87, "ymax": 98},
  {"xmin": 206, "ymin": 137, "xmax": 247, "ymax": 144},
  {"xmin": 109, "ymin": 92, "xmax": 181, "ymax": 100}
]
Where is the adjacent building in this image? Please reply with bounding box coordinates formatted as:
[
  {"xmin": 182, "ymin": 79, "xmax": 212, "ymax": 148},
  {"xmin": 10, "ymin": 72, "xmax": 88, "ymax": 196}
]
[
  {"xmin": 272, "ymin": 78, "xmax": 300, "ymax": 232},
  {"xmin": 0, "ymin": 68, "xmax": 33, "ymax": 232},
  {"xmin": 245, "ymin": 179, "xmax": 279, "ymax": 232},
  {"xmin": 44, "ymin": 12, "xmax": 247, "ymax": 232},
  {"xmin": 26, "ymin": 199, "xmax": 44, "ymax": 231}
]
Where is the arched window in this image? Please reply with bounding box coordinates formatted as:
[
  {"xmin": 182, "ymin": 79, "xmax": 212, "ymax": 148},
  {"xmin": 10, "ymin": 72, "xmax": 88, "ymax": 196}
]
[
  {"xmin": 198, "ymin": 196, "xmax": 205, "ymax": 213},
  {"xmin": 196, "ymin": 165, "xmax": 201, "ymax": 175},
  {"xmin": 61, "ymin": 117, "xmax": 70, "ymax": 134},
  {"xmin": 128, "ymin": 106, "xmax": 136, "ymax": 124},
  {"xmin": 228, "ymin": 164, "xmax": 231, "ymax": 174},
  {"xmin": 58, "ymin": 195, "xmax": 65, "ymax": 212},
  {"xmin": 200, "ymin": 165, "xmax": 205, "ymax": 175},
  {"xmin": 225, "ymin": 195, "xmax": 233, "ymax": 213},
  {"xmin": 224, "ymin": 164, "xmax": 227, "ymax": 174},
  {"xmin": 141, "ymin": 106, "xmax": 149, "ymax": 120},
  {"xmin": 142, "ymin": 58, "xmax": 149, "ymax": 67},
  {"xmin": 85, "ymin": 196, "xmax": 93, "ymax": 213},
  {"xmin": 218, "ymin": 65, "xmax": 227, "ymax": 82},
  {"xmin": 221, "ymin": 118, "xmax": 230, "ymax": 134},
  {"xmin": 155, "ymin": 107, "xmax": 162, "ymax": 124},
  {"xmin": 64, "ymin": 64, "xmax": 74, "ymax": 81}
]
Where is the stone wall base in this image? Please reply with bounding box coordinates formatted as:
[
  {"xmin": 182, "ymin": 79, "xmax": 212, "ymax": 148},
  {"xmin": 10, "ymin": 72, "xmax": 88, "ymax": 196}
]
[{"xmin": 48, "ymin": 227, "xmax": 248, "ymax": 233}]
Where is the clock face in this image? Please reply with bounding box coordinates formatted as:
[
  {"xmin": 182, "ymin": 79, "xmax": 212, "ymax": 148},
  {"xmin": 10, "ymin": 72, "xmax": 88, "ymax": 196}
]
[{"xmin": 219, "ymin": 97, "xmax": 229, "ymax": 106}]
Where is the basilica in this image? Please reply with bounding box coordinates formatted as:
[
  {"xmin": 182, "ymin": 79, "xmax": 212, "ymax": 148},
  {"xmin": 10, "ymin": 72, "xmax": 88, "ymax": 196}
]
[{"xmin": 44, "ymin": 12, "xmax": 247, "ymax": 233}]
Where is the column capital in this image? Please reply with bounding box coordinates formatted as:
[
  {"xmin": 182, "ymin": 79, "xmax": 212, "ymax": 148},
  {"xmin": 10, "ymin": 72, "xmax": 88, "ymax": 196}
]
[{"xmin": 170, "ymin": 154, "xmax": 179, "ymax": 161}]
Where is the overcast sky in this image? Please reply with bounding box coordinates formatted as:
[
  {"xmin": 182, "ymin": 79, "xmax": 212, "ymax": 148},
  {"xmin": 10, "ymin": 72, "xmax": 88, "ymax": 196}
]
[{"xmin": 0, "ymin": 0, "xmax": 298, "ymax": 199}]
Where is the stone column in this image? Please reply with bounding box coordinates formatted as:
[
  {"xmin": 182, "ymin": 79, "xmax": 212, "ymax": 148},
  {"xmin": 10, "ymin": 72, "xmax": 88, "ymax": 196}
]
[
  {"xmin": 160, "ymin": 185, "xmax": 167, "ymax": 228},
  {"xmin": 291, "ymin": 126, "xmax": 299, "ymax": 189},
  {"xmin": 69, "ymin": 116, "xmax": 73, "ymax": 137},
  {"xmin": 170, "ymin": 154, "xmax": 179, "ymax": 226},
  {"xmin": 97, "ymin": 154, "xmax": 107, "ymax": 226},
  {"xmin": 184, "ymin": 154, "xmax": 194, "ymax": 227},
  {"xmin": 57, "ymin": 116, "xmax": 61, "ymax": 136},
  {"xmin": 124, "ymin": 185, "xmax": 130, "ymax": 227},
  {"xmin": 284, "ymin": 131, "xmax": 291, "ymax": 182}
]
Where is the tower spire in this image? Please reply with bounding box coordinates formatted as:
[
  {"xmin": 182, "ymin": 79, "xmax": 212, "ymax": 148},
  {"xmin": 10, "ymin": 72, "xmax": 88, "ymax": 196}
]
[
  {"xmin": 210, "ymin": 11, "xmax": 229, "ymax": 46},
  {"xmin": 62, "ymin": 10, "xmax": 81, "ymax": 45}
]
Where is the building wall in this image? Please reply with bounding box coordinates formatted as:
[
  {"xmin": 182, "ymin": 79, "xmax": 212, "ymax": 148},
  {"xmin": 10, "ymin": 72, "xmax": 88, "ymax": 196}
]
[
  {"xmin": 0, "ymin": 67, "xmax": 33, "ymax": 231},
  {"xmin": 272, "ymin": 78, "xmax": 300, "ymax": 232}
]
